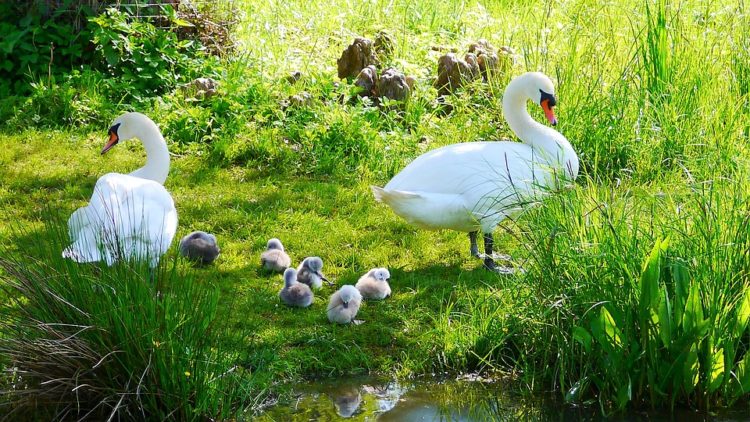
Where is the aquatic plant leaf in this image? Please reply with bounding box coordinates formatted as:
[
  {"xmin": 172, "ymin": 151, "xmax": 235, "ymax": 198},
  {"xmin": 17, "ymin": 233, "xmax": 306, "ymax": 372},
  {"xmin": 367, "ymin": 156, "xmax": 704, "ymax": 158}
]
[
  {"xmin": 639, "ymin": 238, "xmax": 667, "ymax": 317},
  {"xmin": 572, "ymin": 326, "xmax": 592, "ymax": 353},
  {"xmin": 616, "ymin": 375, "xmax": 632, "ymax": 409},
  {"xmin": 671, "ymin": 261, "xmax": 690, "ymax": 328},
  {"xmin": 591, "ymin": 306, "xmax": 622, "ymax": 353},
  {"xmin": 735, "ymin": 351, "xmax": 750, "ymax": 394},
  {"xmin": 735, "ymin": 289, "xmax": 750, "ymax": 338},
  {"xmin": 683, "ymin": 281, "xmax": 705, "ymax": 334},
  {"xmin": 657, "ymin": 288, "xmax": 672, "ymax": 348},
  {"xmin": 683, "ymin": 344, "xmax": 699, "ymax": 393},
  {"xmin": 708, "ymin": 347, "xmax": 725, "ymax": 393}
]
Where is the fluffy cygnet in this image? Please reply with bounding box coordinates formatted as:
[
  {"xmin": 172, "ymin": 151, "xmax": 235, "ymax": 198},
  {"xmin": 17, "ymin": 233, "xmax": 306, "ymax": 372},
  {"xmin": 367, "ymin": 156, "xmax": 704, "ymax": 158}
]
[
  {"xmin": 297, "ymin": 256, "xmax": 330, "ymax": 289},
  {"xmin": 260, "ymin": 238, "xmax": 291, "ymax": 272},
  {"xmin": 179, "ymin": 231, "xmax": 220, "ymax": 265},
  {"xmin": 355, "ymin": 268, "xmax": 391, "ymax": 300},
  {"xmin": 279, "ymin": 268, "xmax": 313, "ymax": 308},
  {"xmin": 327, "ymin": 285, "xmax": 362, "ymax": 324}
]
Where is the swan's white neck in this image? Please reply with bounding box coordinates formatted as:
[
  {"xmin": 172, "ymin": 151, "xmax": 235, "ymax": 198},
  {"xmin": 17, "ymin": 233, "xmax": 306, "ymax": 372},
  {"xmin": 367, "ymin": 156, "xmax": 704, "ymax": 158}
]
[
  {"xmin": 128, "ymin": 119, "xmax": 170, "ymax": 185},
  {"xmin": 502, "ymin": 76, "xmax": 579, "ymax": 179}
]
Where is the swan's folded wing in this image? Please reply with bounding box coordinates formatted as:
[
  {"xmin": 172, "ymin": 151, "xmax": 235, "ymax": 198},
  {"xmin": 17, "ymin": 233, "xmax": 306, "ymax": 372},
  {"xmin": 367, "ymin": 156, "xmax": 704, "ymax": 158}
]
[
  {"xmin": 64, "ymin": 173, "xmax": 177, "ymax": 265},
  {"xmin": 372, "ymin": 187, "xmax": 479, "ymax": 231}
]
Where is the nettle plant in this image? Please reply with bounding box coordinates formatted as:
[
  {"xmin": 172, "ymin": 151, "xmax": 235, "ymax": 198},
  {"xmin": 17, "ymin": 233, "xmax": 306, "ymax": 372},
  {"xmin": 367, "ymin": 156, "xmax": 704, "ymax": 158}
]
[{"xmin": 90, "ymin": 7, "xmax": 210, "ymax": 98}]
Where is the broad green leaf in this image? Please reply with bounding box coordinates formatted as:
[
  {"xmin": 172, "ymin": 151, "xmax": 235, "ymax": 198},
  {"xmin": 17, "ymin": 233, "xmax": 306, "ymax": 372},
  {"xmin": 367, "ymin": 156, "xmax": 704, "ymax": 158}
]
[
  {"xmin": 591, "ymin": 306, "xmax": 622, "ymax": 353},
  {"xmin": 735, "ymin": 351, "xmax": 750, "ymax": 395},
  {"xmin": 683, "ymin": 281, "xmax": 704, "ymax": 333},
  {"xmin": 172, "ymin": 18, "xmax": 194, "ymax": 28},
  {"xmin": 683, "ymin": 344, "xmax": 699, "ymax": 393},
  {"xmin": 572, "ymin": 326, "xmax": 592, "ymax": 353},
  {"xmin": 103, "ymin": 48, "xmax": 119, "ymax": 66},
  {"xmin": 657, "ymin": 288, "xmax": 672, "ymax": 348},
  {"xmin": 672, "ymin": 261, "xmax": 690, "ymax": 328},
  {"xmin": 640, "ymin": 238, "xmax": 667, "ymax": 317},
  {"xmin": 735, "ymin": 289, "xmax": 750, "ymax": 338},
  {"xmin": 616, "ymin": 375, "xmax": 632, "ymax": 409},
  {"xmin": 708, "ymin": 347, "xmax": 725, "ymax": 393}
]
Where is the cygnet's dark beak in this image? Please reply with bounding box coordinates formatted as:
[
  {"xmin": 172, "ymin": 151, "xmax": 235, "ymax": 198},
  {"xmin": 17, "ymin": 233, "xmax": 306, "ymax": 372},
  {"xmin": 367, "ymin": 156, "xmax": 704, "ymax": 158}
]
[
  {"xmin": 342, "ymin": 301, "xmax": 349, "ymax": 309},
  {"xmin": 320, "ymin": 273, "xmax": 334, "ymax": 286}
]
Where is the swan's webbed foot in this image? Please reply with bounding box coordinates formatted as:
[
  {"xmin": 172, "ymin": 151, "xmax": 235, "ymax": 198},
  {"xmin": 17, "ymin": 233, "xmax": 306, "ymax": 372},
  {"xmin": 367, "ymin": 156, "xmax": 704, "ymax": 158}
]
[
  {"xmin": 481, "ymin": 232, "xmax": 517, "ymax": 274},
  {"xmin": 483, "ymin": 253, "xmax": 512, "ymax": 261}
]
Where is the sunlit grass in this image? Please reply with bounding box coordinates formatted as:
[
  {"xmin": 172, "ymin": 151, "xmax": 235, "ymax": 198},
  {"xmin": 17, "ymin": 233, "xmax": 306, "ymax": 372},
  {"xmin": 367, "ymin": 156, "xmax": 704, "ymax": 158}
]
[{"xmin": 1, "ymin": 0, "xmax": 749, "ymax": 416}]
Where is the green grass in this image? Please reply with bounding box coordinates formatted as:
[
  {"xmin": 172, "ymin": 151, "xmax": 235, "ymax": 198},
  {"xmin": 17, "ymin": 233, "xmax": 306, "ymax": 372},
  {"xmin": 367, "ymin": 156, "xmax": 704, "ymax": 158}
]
[{"xmin": 1, "ymin": 0, "xmax": 749, "ymax": 417}]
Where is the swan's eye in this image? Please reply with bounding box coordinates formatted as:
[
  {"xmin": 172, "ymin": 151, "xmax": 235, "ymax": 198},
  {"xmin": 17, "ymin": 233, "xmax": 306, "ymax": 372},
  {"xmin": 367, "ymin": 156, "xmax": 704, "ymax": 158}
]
[
  {"xmin": 539, "ymin": 89, "xmax": 556, "ymax": 107},
  {"xmin": 108, "ymin": 122, "xmax": 121, "ymax": 136}
]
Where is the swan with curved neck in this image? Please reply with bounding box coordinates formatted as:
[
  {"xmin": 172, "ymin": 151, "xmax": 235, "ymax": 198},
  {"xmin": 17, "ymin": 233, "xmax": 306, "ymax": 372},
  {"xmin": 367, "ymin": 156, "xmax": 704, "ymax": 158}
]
[
  {"xmin": 101, "ymin": 112, "xmax": 171, "ymax": 184},
  {"xmin": 372, "ymin": 72, "xmax": 578, "ymax": 271},
  {"xmin": 63, "ymin": 112, "xmax": 178, "ymax": 267}
]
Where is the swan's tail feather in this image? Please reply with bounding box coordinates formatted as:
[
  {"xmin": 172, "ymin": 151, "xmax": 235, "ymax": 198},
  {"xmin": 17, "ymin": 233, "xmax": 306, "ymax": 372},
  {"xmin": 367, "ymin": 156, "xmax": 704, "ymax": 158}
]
[
  {"xmin": 370, "ymin": 186, "xmax": 421, "ymax": 203},
  {"xmin": 370, "ymin": 186, "xmax": 386, "ymax": 202}
]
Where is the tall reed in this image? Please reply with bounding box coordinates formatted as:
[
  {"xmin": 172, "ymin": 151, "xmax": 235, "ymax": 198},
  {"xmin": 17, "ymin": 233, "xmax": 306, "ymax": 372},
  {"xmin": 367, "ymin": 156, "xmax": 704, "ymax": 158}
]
[{"xmin": 0, "ymin": 217, "xmax": 264, "ymax": 419}]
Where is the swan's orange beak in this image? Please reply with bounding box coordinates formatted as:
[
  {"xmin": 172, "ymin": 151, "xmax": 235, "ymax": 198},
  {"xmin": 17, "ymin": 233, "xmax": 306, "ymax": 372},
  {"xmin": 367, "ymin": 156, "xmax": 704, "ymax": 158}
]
[
  {"xmin": 101, "ymin": 131, "xmax": 119, "ymax": 155},
  {"xmin": 541, "ymin": 99, "xmax": 557, "ymax": 126}
]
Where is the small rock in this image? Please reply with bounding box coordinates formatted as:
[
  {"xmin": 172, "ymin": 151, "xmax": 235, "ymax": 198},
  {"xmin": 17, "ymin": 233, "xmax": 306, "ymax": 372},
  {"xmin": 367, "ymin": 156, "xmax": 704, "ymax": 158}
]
[
  {"xmin": 183, "ymin": 77, "xmax": 219, "ymax": 99},
  {"xmin": 377, "ymin": 68, "xmax": 410, "ymax": 101},
  {"xmin": 434, "ymin": 53, "xmax": 479, "ymax": 96},
  {"xmin": 477, "ymin": 52, "xmax": 499, "ymax": 81},
  {"xmin": 337, "ymin": 37, "xmax": 379, "ymax": 79},
  {"xmin": 468, "ymin": 39, "xmax": 496, "ymax": 55},
  {"xmin": 463, "ymin": 53, "xmax": 481, "ymax": 79},
  {"xmin": 288, "ymin": 91, "xmax": 313, "ymax": 107},
  {"xmin": 405, "ymin": 75, "xmax": 416, "ymax": 90},
  {"xmin": 374, "ymin": 30, "xmax": 395, "ymax": 59},
  {"xmin": 431, "ymin": 45, "xmax": 459, "ymax": 53},
  {"xmin": 497, "ymin": 46, "xmax": 517, "ymax": 72},
  {"xmin": 354, "ymin": 65, "xmax": 378, "ymax": 97},
  {"xmin": 285, "ymin": 70, "xmax": 302, "ymax": 84}
]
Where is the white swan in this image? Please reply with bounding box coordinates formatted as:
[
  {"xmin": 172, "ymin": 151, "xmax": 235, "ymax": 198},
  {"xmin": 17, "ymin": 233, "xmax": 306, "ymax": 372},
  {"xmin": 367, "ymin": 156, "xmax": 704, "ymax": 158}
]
[
  {"xmin": 371, "ymin": 72, "xmax": 579, "ymax": 271},
  {"xmin": 63, "ymin": 112, "xmax": 178, "ymax": 268}
]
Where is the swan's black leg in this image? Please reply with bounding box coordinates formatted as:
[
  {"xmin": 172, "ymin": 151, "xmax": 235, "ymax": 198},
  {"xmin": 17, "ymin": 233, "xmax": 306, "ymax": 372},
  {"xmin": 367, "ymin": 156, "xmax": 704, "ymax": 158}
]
[
  {"xmin": 469, "ymin": 231, "xmax": 480, "ymax": 258},
  {"xmin": 483, "ymin": 233, "xmax": 496, "ymax": 270}
]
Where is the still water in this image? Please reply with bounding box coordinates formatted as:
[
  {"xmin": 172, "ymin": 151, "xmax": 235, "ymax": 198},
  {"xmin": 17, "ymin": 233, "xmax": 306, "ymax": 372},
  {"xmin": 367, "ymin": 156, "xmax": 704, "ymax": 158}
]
[{"xmin": 255, "ymin": 375, "xmax": 750, "ymax": 421}]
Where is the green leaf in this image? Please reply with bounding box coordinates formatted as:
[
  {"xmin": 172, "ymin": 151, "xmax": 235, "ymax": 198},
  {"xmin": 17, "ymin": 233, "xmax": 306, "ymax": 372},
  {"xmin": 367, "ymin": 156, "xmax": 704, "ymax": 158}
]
[
  {"xmin": 672, "ymin": 261, "xmax": 690, "ymax": 328},
  {"xmin": 735, "ymin": 351, "xmax": 750, "ymax": 395},
  {"xmin": 683, "ymin": 280, "xmax": 704, "ymax": 333},
  {"xmin": 735, "ymin": 289, "xmax": 750, "ymax": 338},
  {"xmin": 172, "ymin": 18, "xmax": 194, "ymax": 28},
  {"xmin": 572, "ymin": 326, "xmax": 592, "ymax": 353},
  {"xmin": 0, "ymin": 27, "xmax": 30, "ymax": 54},
  {"xmin": 616, "ymin": 375, "xmax": 632, "ymax": 409},
  {"xmin": 708, "ymin": 347, "xmax": 725, "ymax": 393},
  {"xmin": 591, "ymin": 306, "xmax": 622, "ymax": 353},
  {"xmin": 683, "ymin": 344, "xmax": 699, "ymax": 393},
  {"xmin": 657, "ymin": 288, "xmax": 672, "ymax": 348},
  {"xmin": 639, "ymin": 238, "xmax": 668, "ymax": 318}
]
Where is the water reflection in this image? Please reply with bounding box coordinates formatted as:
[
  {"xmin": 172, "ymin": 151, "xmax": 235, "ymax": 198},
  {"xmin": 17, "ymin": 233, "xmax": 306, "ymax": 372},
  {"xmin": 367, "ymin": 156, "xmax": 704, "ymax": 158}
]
[
  {"xmin": 256, "ymin": 376, "xmax": 750, "ymax": 421},
  {"xmin": 257, "ymin": 375, "xmax": 541, "ymax": 421}
]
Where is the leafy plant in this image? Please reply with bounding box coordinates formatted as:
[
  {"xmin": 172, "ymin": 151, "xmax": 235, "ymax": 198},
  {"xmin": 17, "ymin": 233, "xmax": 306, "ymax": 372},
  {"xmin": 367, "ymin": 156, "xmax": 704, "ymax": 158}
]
[
  {"xmin": 89, "ymin": 7, "xmax": 215, "ymax": 99},
  {"xmin": 0, "ymin": 1, "xmax": 96, "ymax": 96}
]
